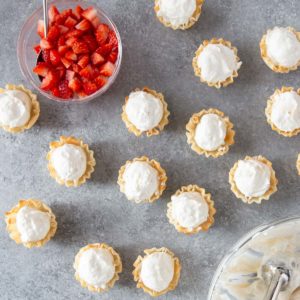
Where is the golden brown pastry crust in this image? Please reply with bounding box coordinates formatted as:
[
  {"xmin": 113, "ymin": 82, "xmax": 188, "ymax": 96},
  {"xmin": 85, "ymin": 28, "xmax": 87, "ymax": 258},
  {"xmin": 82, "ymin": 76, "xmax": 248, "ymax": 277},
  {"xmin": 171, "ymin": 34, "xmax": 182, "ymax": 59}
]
[
  {"xmin": 192, "ymin": 38, "xmax": 241, "ymax": 88},
  {"xmin": 74, "ymin": 243, "xmax": 122, "ymax": 293},
  {"xmin": 133, "ymin": 247, "xmax": 181, "ymax": 297},
  {"xmin": 117, "ymin": 156, "xmax": 167, "ymax": 203},
  {"xmin": 167, "ymin": 184, "xmax": 216, "ymax": 235},
  {"xmin": 47, "ymin": 136, "xmax": 96, "ymax": 187},
  {"xmin": 5, "ymin": 199, "xmax": 57, "ymax": 248}
]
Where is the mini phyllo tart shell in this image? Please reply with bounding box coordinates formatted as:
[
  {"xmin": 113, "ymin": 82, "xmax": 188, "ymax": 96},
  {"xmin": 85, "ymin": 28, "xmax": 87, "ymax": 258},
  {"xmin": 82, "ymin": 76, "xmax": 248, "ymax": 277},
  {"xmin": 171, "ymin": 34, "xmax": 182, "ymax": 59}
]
[
  {"xmin": 192, "ymin": 38, "xmax": 241, "ymax": 88},
  {"xmin": 74, "ymin": 243, "xmax": 122, "ymax": 293},
  {"xmin": 229, "ymin": 155, "xmax": 278, "ymax": 204},
  {"xmin": 118, "ymin": 156, "xmax": 167, "ymax": 203},
  {"xmin": 133, "ymin": 247, "xmax": 181, "ymax": 297},
  {"xmin": 0, "ymin": 84, "xmax": 40, "ymax": 133},
  {"xmin": 186, "ymin": 108, "xmax": 235, "ymax": 158},
  {"xmin": 260, "ymin": 27, "xmax": 300, "ymax": 73},
  {"xmin": 5, "ymin": 199, "xmax": 57, "ymax": 248},
  {"xmin": 265, "ymin": 86, "xmax": 300, "ymax": 137},
  {"xmin": 47, "ymin": 136, "xmax": 96, "ymax": 187},
  {"xmin": 122, "ymin": 87, "xmax": 170, "ymax": 137},
  {"xmin": 297, "ymin": 154, "xmax": 300, "ymax": 175},
  {"xmin": 154, "ymin": 0, "xmax": 204, "ymax": 30},
  {"xmin": 167, "ymin": 184, "xmax": 216, "ymax": 235}
]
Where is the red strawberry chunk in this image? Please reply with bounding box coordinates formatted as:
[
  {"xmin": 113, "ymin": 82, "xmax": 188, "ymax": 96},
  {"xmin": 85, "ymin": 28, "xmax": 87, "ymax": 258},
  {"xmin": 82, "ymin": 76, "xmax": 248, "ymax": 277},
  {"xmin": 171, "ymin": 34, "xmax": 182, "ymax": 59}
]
[
  {"xmin": 58, "ymin": 45, "xmax": 68, "ymax": 55},
  {"xmin": 58, "ymin": 25, "xmax": 69, "ymax": 34},
  {"xmin": 33, "ymin": 62, "xmax": 49, "ymax": 77},
  {"xmin": 42, "ymin": 49, "xmax": 51, "ymax": 64},
  {"xmin": 108, "ymin": 49, "xmax": 118, "ymax": 63},
  {"xmin": 82, "ymin": 7, "xmax": 97, "ymax": 22},
  {"xmin": 65, "ymin": 50, "xmax": 77, "ymax": 61},
  {"xmin": 94, "ymin": 75, "xmax": 108, "ymax": 89},
  {"xmin": 107, "ymin": 30, "xmax": 118, "ymax": 48},
  {"xmin": 83, "ymin": 81, "xmax": 98, "ymax": 95},
  {"xmin": 99, "ymin": 61, "xmax": 115, "ymax": 76},
  {"xmin": 90, "ymin": 17, "xmax": 100, "ymax": 28},
  {"xmin": 61, "ymin": 57, "xmax": 72, "ymax": 69},
  {"xmin": 96, "ymin": 44, "xmax": 113, "ymax": 57},
  {"xmin": 72, "ymin": 64, "xmax": 81, "ymax": 73},
  {"xmin": 65, "ymin": 29, "xmax": 83, "ymax": 38},
  {"xmin": 51, "ymin": 87, "xmax": 60, "ymax": 97},
  {"xmin": 73, "ymin": 5, "xmax": 84, "ymax": 20},
  {"xmin": 91, "ymin": 52, "xmax": 105, "ymax": 65},
  {"xmin": 77, "ymin": 90, "xmax": 87, "ymax": 98},
  {"xmin": 55, "ymin": 9, "xmax": 72, "ymax": 25},
  {"xmin": 72, "ymin": 40, "xmax": 89, "ymax": 54},
  {"xmin": 56, "ymin": 66, "xmax": 66, "ymax": 79},
  {"xmin": 79, "ymin": 64, "xmax": 93, "ymax": 79},
  {"xmin": 75, "ymin": 19, "xmax": 91, "ymax": 31},
  {"xmin": 58, "ymin": 80, "xmax": 73, "ymax": 99},
  {"xmin": 33, "ymin": 44, "xmax": 41, "ymax": 54},
  {"xmin": 50, "ymin": 49, "xmax": 61, "ymax": 65},
  {"xmin": 65, "ymin": 36, "xmax": 78, "ymax": 47},
  {"xmin": 40, "ymin": 38, "xmax": 53, "ymax": 49},
  {"xmin": 66, "ymin": 70, "xmax": 75, "ymax": 81},
  {"xmin": 82, "ymin": 35, "xmax": 98, "ymax": 52},
  {"xmin": 48, "ymin": 5, "xmax": 59, "ymax": 24},
  {"xmin": 47, "ymin": 26, "xmax": 60, "ymax": 41},
  {"xmin": 95, "ymin": 24, "xmax": 110, "ymax": 45},
  {"xmin": 65, "ymin": 16, "xmax": 77, "ymax": 28},
  {"xmin": 40, "ymin": 70, "xmax": 58, "ymax": 90},
  {"xmin": 37, "ymin": 20, "xmax": 45, "ymax": 38},
  {"xmin": 69, "ymin": 77, "xmax": 82, "ymax": 92},
  {"xmin": 77, "ymin": 55, "xmax": 89, "ymax": 68}
]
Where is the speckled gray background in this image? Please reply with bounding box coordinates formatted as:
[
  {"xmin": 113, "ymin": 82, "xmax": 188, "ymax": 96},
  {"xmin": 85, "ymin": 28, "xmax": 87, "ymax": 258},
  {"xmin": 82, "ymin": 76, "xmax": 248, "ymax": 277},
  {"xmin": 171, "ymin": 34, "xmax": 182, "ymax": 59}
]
[{"xmin": 0, "ymin": 0, "xmax": 299, "ymax": 299}]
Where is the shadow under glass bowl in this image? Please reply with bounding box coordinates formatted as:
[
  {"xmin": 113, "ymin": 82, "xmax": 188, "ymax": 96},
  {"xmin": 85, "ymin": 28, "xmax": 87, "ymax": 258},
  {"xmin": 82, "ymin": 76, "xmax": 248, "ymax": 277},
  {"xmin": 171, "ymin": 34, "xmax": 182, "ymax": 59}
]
[{"xmin": 17, "ymin": 0, "xmax": 122, "ymax": 103}]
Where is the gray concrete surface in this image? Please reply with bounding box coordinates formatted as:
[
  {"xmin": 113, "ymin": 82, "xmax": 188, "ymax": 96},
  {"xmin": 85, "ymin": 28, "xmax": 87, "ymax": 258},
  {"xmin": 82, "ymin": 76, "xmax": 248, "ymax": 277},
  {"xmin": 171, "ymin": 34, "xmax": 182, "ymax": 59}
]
[{"xmin": 0, "ymin": 0, "xmax": 299, "ymax": 299}]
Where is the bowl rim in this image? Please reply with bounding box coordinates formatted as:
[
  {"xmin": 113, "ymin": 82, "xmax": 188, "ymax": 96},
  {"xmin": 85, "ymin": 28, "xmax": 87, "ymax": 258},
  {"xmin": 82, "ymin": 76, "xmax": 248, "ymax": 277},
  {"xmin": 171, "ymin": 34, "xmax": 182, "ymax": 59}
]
[
  {"xmin": 17, "ymin": 0, "xmax": 122, "ymax": 103},
  {"xmin": 207, "ymin": 215, "xmax": 300, "ymax": 300}
]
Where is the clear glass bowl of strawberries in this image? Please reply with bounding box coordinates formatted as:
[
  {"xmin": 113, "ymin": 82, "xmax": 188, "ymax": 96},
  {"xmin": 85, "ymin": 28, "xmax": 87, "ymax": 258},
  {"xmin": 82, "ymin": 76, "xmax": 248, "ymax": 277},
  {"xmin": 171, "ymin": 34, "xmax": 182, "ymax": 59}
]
[{"xmin": 17, "ymin": 0, "xmax": 122, "ymax": 102}]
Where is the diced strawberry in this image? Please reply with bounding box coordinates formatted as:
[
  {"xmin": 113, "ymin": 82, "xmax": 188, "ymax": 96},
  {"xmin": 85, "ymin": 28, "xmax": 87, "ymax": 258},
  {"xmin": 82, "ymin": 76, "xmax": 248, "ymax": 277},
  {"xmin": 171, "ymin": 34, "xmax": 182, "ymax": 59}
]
[
  {"xmin": 99, "ymin": 61, "xmax": 115, "ymax": 76},
  {"xmin": 82, "ymin": 7, "xmax": 97, "ymax": 22},
  {"xmin": 90, "ymin": 17, "xmax": 100, "ymax": 28},
  {"xmin": 40, "ymin": 38, "xmax": 53, "ymax": 49},
  {"xmin": 65, "ymin": 29, "xmax": 83, "ymax": 38},
  {"xmin": 72, "ymin": 63, "xmax": 81, "ymax": 73},
  {"xmin": 107, "ymin": 30, "xmax": 118, "ymax": 48},
  {"xmin": 37, "ymin": 20, "xmax": 45, "ymax": 38},
  {"xmin": 66, "ymin": 70, "xmax": 75, "ymax": 81},
  {"xmin": 58, "ymin": 80, "xmax": 73, "ymax": 99},
  {"xmin": 57, "ymin": 36, "xmax": 66, "ymax": 46},
  {"xmin": 51, "ymin": 87, "xmax": 60, "ymax": 97},
  {"xmin": 96, "ymin": 44, "xmax": 113, "ymax": 57},
  {"xmin": 79, "ymin": 64, "xmax": 93, "ymax": 79},
  {"xmin": 82, "ymin": 35, "xmax": 98, "ymax": 52},
  {"xmin": 91, "ymin": 52, "xmax": 105, "ymax": 65},
  {"xmin": 58, "ymin": 45, "xmax": 68, "ymax": 55},
  {"xmin": 65, "ymin": 50, "xmax": 77, "ymax": 61},
  {"xmin": 58, "ymin": 25, "xmax": 69, "ymax": 34},
  {"xmin": 47, "ymin": 26, "xmax": 60, "ymax": 42},
  {"xmin": 33, "ymin": 44, "xmax": 41, "ymax": 54},
  {"xmin": 42, "ymin": 49, "xmax": 51, "ymax": 64},
  {"xmin": 56, "ymin": 66, "xmax": 66, "ymax": 79},
  {"xmin": 77, "ymin": 90, "xmax": 87, "ymax": 98},
  {"xmin": 48, "ymin": 5, "xmax": 59, "ymax": 24},
  {"xmin": 61, "ymin": 57, "xmax": 72, "ymax": 69},
  {"xmin": 94, "ymin": 75, "xmax": 108, "ymax": 89},
  {"xmin": 83, "ymin": 81, "xmax": 98, "ymax": 95},
  {"xmin": 95, "ymin": 24, "xmax": 109, "ymax": 45},
  {"xmin": 65, "ymin": 36, "xmax": 78, "ymax": 47},
  {"xmin": 108, "ymin": 49, "xmax": 118, "ymax": 63},
  {"xmin": 33, "ymin": 62, "xmax": 49, "ymax": 77},
  {"xmin": 55, "ymin": 9, "xmax": 72, "ymax": 25},
  {"xmin": 50, "ymin": 49, "xmax": 61, "ymax": 65},
  {"xmin": 73, "ymin": 5, "xmax": 84, "ymax": 20},
  {"xmin": 40, "ymin": 70, "xmax": 58, "ymax": 90},
  {"xmin": 77, "ymin": 55, "xmax": 89, "ymax": 68},
  {"xmin": 75, "ymin": 19, "xmax": 91, "ymax": 31},
  {"xmin": 65, "ymin": 16, "xmax": 77, "ymax": 28},
  {"xmin": 68, "ymin": 77, "xmax": 82, "ymax": 92},
  {"xmin": 72, "ymin": 40, "xmax": 89, "ymax": 54}
]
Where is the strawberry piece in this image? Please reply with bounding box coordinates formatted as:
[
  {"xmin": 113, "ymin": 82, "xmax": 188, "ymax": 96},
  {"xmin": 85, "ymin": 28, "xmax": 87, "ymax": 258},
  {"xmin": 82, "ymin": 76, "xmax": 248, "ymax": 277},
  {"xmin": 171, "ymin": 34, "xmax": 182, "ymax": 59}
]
[
  {"xmin": 40, "ymin": 70, "xmax": 58, "ymax": 90},
  {"xmin": 99, "ymin": 61, "xmax": 115, "ymax": 76},
  {"xmin": 47, "ymin": 26, "xmax": 60, "ymax": 42},
  {"xmin": 83, "ymin": 81, "xmax": 98, "ymax": 95},
  {"xmin": 56, "ymin": 9, "xmax": 72, "ymax": 24},
  {"xmin": 65, "ymin": 29, "xmax": 83, "ymax": 38},
  {"xmin": 66, "ymin": 70, "xmax": 75, "ymax": 81},
  {"xmin": 79, "ymin": 64, "xmax": 93, "ymax": 79},
  {"xmin": 75, "ymin": 19, "xmax": 91, "ymax": 31},
  {"xmin": 82, "ymin": 35, "xmax": 98, "ymax": 52},
  {"xmin": 65, "ymin": 36, "xmax": 78, "ymax": 47},
  {"xmin": 77, "ymin": 90, "xmax": 87, "ymax": 98},
  {"xmin": 82, "ymin": 7, "xmax": 97, "ymax": 22},
  {"xmin": 91, "ymin": 52, "xmax": 105, "ymax": 65},
  {"xmin": 48, "ymin": 5, "xmax": 59, "ymax": 24},
  {"xmin": 56, "ymin": 66, "xmax": 66, "ymax": 79},
  {"xmin": 95, "ymin": 24, "xmax": 109, "ymax": 45},
  {"xmin": 77, "ymin": 55, "xmax": 89, "ymax": 68},
  {"xmin": 72, "ymin": 63, "xmax": 81, "ymax": 73},
  {"xmin": 51, "ymin": 87, "xmax": 60, "ymax": 97},
  {"xmin": 107, "ymin": 30, "xmax": 118, "ymax": 48},
  {"xmin": 58, "ymin": 80, "xmax": 73, "ymax": 99},
  {"xmin": 108, "ymin": 49, "xmax": 118, "ymax": 63},
  {"xmin": 96, "ymin": 44, "xmax": 113, "ymax": 57},
  {"xmin": 65, "ymin": 16, "xmax": 77, "ymax": 28},
  {"xmin": 42, "ymin": 49, "xmax": 51, "ymax": 64},
  {"xmin": 58, "ymin": 25, "xmax": 69, "ymax": 34},
  {"xmin": 90, "ymin": 17, "xmax": 100, "ymax": 28},
  {"xmin": 94, "ymin": 75, "xmax": 108, "ymax": 89},
  {"xmin": 57, "ymin": 36, "xmax": 66, "ymax": 46},
  {"xmin": 37, "ymin": 20, "xmax": 45, "ymax": 38},
  {"xmin": 33, "ymin": 62, "xmax": 49, "ymax": 77},
  {"xmin": 73, "ymin": 5, "xmax": 84, "ymax": 20},
  {"xmin": 40, "ymin": 38, "xmax": 53, "ymax": 49},
  {"xmin": 50, "ymin": 49, "xmax": 61, "ymax": 65},
  {"xmin": 61, "ymin": 57, "xmax": 72, "ymax": 69},
  {"xmin": 58, "ymin": 45, "xmax": 68, "ymax": 55},
  {"xmin": 69, "ymin": 77, "xmax": 82, "ymax": 92},
  {"xmin": 33, "ymin": 44, "xmax": 41, "ymax": 54},
  {"xmin": 72, "ymin": 40, "xmax": 89, "ymax": 54},
  {"xmin": 65, "ymin": 50, "xmax": 77, "ymax": 61}
]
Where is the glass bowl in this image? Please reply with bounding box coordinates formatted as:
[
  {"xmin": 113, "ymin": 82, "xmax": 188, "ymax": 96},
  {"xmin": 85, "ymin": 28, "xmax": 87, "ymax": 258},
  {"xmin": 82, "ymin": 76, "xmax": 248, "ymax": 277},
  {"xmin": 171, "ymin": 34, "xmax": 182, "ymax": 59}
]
[
  {"xmin": 17, "ymin": 0, "xmax": 122, "ymax": 103},
  {"xmin": 208, "ymin": 216, "xmax": 300, "ymax": 300}
]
